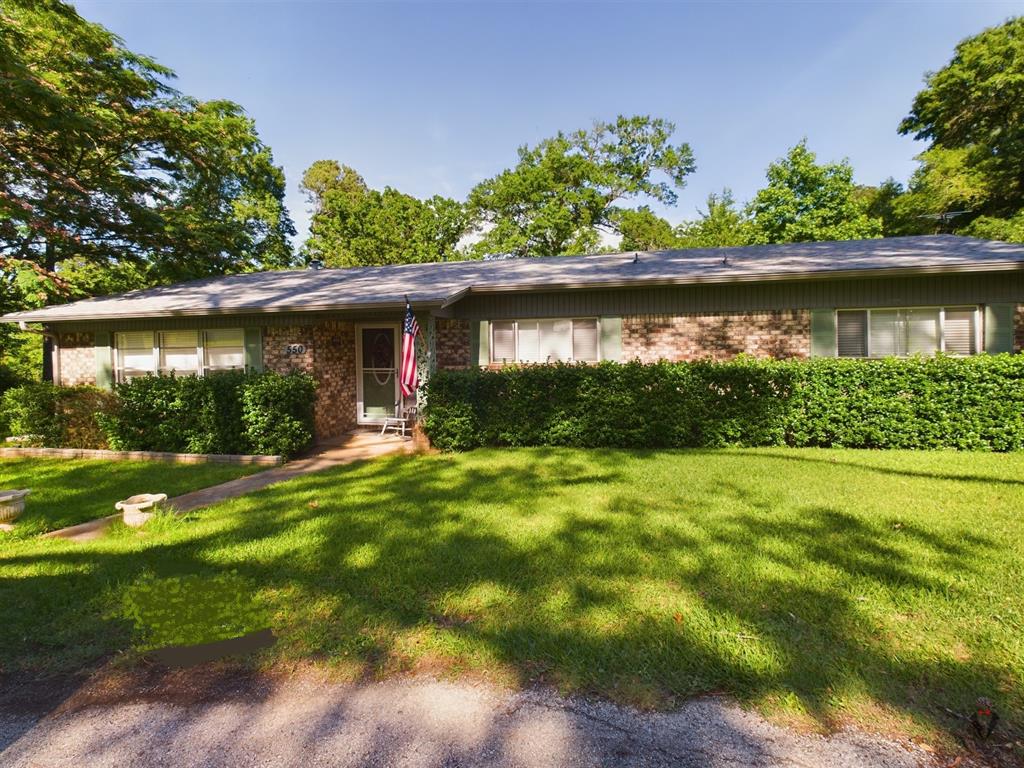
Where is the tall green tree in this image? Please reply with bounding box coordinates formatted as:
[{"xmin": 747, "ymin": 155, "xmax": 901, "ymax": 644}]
[
  {"xmin": 677, "ymin": 190, "xmax": 753, "ymax": 248},
  {"xmin": 889, "ymin": 17, "xmax": 1024, "ymax": 241},
  {"xmin": 612, "ymin": 206, "xmax": 682, "ymax": 251},
  {"xmin": 612, "ymin": 191, "xmax": 755, "ymax": 252},
  {"xmin": 747, "ymin": 141, "xmax": 882, "ymax": 244},
  {"xmin": 856, "ymin": 179, "xmax": 919, "ymax": 237},
  {"xmin": 468, "ymin": 115, "xmax": 696, "ymax": 257},
  {"xmin": 899, "ymin": 16, "xmax": 1024, "ymax": 220},
  {"xmin": 1, "ymin": 0, "xmax": 171, "ymax": 295},
  {"xmin": 155, "ymin": 100, "xmax": 295, "ymax": 282},
  {"xmin": 0, "ymin": 270, "xmax": 40, "ymax": 383},
  {"xmin": 0, "ymin": 0, "xmax": 295, "ymax": 376},
  {"xmin": 301, "ymin": 161, "xmax": 468, "ymax": 267},
  {"xmin": 1, "ymin": 1, "xmax": 295, "ymax": 288},
  {"xmin": 888, "ymin": 148, "xmax": 992, "ymax": 235},
  {"xmin": 965, "ymin": 210, "xmax": 1024, "ymax": 242}
]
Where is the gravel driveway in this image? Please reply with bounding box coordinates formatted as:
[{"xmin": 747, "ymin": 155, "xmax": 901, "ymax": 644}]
[{"xmin": 0, "ymin": 672, "xmax": 949, "ymax": 768}]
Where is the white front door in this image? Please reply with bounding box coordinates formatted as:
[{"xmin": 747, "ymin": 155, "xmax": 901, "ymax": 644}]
[{"xmin": 356, "ymin": 324, "xmax": 400, "ymax": 424}]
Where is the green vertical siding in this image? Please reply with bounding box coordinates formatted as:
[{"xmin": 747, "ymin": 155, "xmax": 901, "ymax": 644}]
[
  {"xmin": 810, "ymin": 309, "xmax": 837, "ymax": 357},
  {"xmin": 94, "ymin": 331, "xmax": 113, "ymax": 389},
  {"xmin": 984, "ymin": 304, "xmax": 1015, "ymax": 354},
  {"xmin": 451, "ymin": 272, "xmax": 1024, "ymax": 319},
  {"xmin": 469, "ymin": 320, "xmax": 489, "ymax": 367}
]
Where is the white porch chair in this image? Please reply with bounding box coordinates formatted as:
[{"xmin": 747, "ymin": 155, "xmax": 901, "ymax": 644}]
[{"xmin": 380, "ymin": 397, "xmax": 418, "ymax": 438}]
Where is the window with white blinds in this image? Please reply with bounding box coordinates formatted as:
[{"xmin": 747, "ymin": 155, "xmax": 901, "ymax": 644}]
[
  {"xmin": 906, "ymin": 309, "xmax": 941, "ymax": 355},
  {"xmin": 943, "ymin": 309, "xmax": 977, "ymax": 355},
  {"xmin": 836, "ymin": 311, "xmax": 867, "ymax": 357},
  {"xmin": 204, "ymin": 329, "xmax": 245, "ymax": 371},
  {"xmin": 572, "ymin": 319, "xmax": 600, "ymax": 362},
  {"xmin": 836, "ymin": 307, "xmax": 978, "ymax": 358},
  {"xmin": 115, "ymin": 328, "xmax": 246, "ymax": 381},
  {"xmin": 160, "ymin": 330, "xmax": 200, "ymax": 375},
  {"xmin": 869, "ymin": 310, "xmax": 900, "ymax": 357},
  {"xmin": 517, "ymin": 321, "xmax": 541, "ymax": 363},
  {"xmin": 490, "ymin": 319, "xmax": 600, "ymax": 364},
  {"xmin": 491, "ymin": 322, "xmax": 517, "ymax": 362},
  {"xmin": 115, "ymin": 332, "xmax": 155, "ymax": 380}
]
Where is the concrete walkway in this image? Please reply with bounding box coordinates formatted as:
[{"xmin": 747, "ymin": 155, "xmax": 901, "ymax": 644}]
[
  {"xmin": 0, "ymin": 674, "xmax": 946, "ymax": 768},
  {"xmin": 44, "ymin": 432, "xmax": 414, "ymax": 543}
]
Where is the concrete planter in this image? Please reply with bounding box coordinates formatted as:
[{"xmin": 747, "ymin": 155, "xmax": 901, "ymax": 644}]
[
  {"xmin": 0, "ymin": 489, "xmax": 30, "ymax": 523},
  {"xmin": 116, "ymin": 493, "xmax": 168, "ymax": 528}
]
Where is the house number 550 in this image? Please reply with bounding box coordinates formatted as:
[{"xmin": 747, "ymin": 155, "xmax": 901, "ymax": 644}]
[{"xmin": 286, "ymin": 344, "xmax": 306, "ymax": 355}]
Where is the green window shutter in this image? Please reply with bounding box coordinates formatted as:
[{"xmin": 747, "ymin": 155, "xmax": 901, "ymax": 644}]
[
  {"xmin": 469, "ymin": 320, "xmax": 489, "ymax": 367},
  {"xmin": 810, "ymin": 309, "xmax": 837, "ymax": 357},
  {"xmin": 984, "ymin": 304, "xmax": 1015, "ymax": 354},
  {"xmin": 244, "ymin": 327, "xmax": 264, "ymax": 371},
  {"xmin": 94, "ymin": 331, "xmax": 113, "ymax": 389},
  {"xmin": 599, "ymin": 316, "xmax": 622, "ymax": 362}
]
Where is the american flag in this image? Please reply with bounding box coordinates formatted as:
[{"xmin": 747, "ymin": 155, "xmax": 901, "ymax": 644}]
[{"xmin": 399, "ymin": 301, "xmax": 420, "ymax": 397}]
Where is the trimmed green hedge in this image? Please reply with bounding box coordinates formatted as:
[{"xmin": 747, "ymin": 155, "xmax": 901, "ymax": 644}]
[
  {"xmin": 1, "ymin": 382, "xmax": 116, "ymax": 449},
  {"xmin": 422, "ymin": 355, "xmax": 1024, "ymax": 452},
  {"xmin": 99, "ymin": 370, "xmax": 316, "ymax": 458},
  {"xmin": 1, "ymin": 371, "xmax": 317, "ymax": 458}
]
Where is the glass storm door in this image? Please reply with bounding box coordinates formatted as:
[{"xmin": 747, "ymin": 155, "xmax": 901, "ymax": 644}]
[{"xmin": 357, "ymin": 325, "xmax": 399, "ymax": 423}]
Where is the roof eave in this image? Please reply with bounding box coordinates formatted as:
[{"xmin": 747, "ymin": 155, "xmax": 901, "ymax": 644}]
[
  {"xmin": 1, "ymin": 297, "xmax": 448, "ymax": 325},
  {"xmin": 458, "ymin": 260, "xmax": 1024, "ymax": 296},
  {"xmin": 4, "ymin": 258, "xmax": 1023, "ymax": 325}
]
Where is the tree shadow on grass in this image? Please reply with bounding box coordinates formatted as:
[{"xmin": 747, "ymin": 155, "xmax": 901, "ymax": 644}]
[
  {"xmin": 0, "ymin": 448, "xmax": 1017, "ymax": 747},
  {"xmin": 749, "ymin": 448, "xmax": 1024, "ymax": 487},
  {"xmin": 0, "ymin": 459, "xmax": 256, "ymax": 536}
]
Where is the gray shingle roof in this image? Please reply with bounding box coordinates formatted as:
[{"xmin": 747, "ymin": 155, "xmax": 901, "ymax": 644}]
[{"xmin": 4, "ymin": 235, "xmax": 1024, "ymax": 323}]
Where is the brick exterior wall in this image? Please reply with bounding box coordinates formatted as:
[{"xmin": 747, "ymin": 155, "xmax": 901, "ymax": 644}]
[
  {"xmin": 57, "ymin": 332, "xmax": 96, "ymax": 386},
  {"xmin": 262, "ymin": 322, "xmax": 357, "ymax": 441},
  {"xmin": 263, "ymin": 325, "xmax": 315, "ymax": 375},
  {"xmin": 313, "ymin": 321, "xmax": 357, "ymax": 439},
  {"xmin": 1015, "ymin": 305, "xmax": 1024, "ymax": 354},
  {"xmin": 436, "ymin": 318, "xmax": 471, "ymax": 369},
  {"xmin": 622, "ymin": 310, "xmax": 811, "ymax": 362}
]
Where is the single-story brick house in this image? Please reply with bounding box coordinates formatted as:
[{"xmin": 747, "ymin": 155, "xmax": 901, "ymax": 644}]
[{"xmin": 4, "ymin": 234, "xmax": 1024, "ymax": 441}]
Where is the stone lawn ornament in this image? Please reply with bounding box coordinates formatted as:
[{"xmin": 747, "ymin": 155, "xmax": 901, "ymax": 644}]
[
  {"xmin": 0, "ymin": 488, "xmax": 30, "ymax": 524},
  {"xmin": 116, "ymin": 493, "xmax": 168, "ymax": 528}
]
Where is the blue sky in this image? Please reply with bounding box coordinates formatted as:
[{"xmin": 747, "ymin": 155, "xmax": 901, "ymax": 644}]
[{"xmin": 76, "ymin": 1, "xmax": 1022, "ymax": 244}]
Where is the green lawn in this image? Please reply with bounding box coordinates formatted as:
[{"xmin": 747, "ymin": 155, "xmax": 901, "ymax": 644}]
[
  {"xmin": 0, "ymin": 458, "xmax": 262, "ymax": 536},
  {"xmin": 1, "ymin": 448, "xmax": 1021, "ymax": 744}
]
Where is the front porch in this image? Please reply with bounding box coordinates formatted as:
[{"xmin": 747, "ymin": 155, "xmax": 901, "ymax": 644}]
[{"xmin": 260, "ymin": 315, "xmax": 471, "ymax": 441}]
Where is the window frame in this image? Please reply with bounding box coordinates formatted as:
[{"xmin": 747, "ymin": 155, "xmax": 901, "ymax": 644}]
[
  {"xmin": 114, "ymin": 328, "xmax": 247, "ymax": 382},
  {"xmin": 158, "ymin": 330, "xmax": 202, "ymax": 377},
  {"xmin": 114, "ymin": 331, "xmax": 157, "ymax": 382},
  {"xmin": 489, "ymin": 317, "xmax": 602, "ymax": 365},
  {"xmin": 835, "ymin": 305, "xmax": 981, "ymax": 358},
  {"xmin": 202, "ymin": 328, "xmax": 246, "ymax": 373}
]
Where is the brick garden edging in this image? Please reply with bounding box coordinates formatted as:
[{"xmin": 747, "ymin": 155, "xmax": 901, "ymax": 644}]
[{"xmin": 0, "ymin": 447, "xmax": 283, "ymax": 466}]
